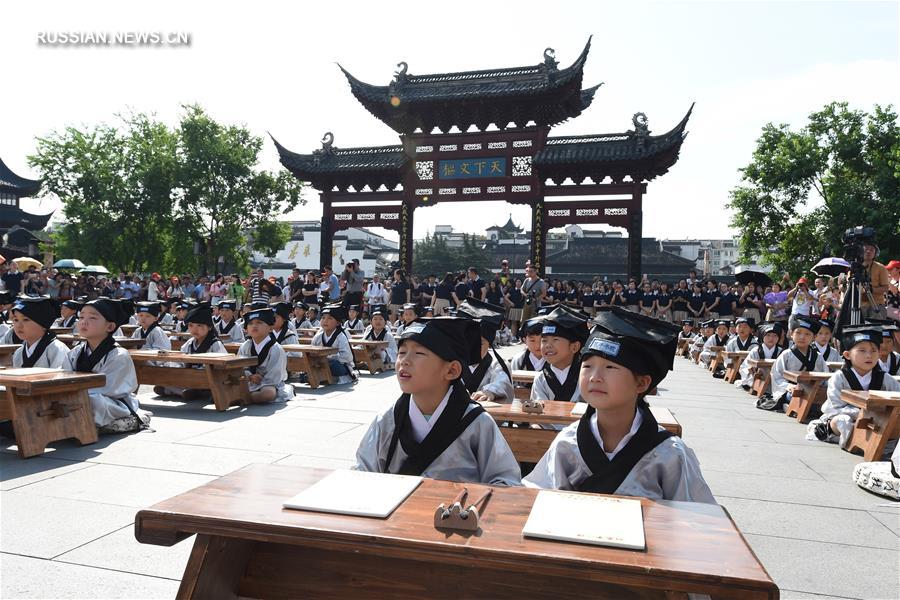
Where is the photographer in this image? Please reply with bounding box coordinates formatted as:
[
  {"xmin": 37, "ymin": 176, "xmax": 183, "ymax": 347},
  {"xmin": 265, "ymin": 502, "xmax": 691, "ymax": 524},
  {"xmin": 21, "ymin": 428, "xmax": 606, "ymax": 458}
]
[
  {"xmin": 520, "ymin": 264, "xmax": 547, "ymax": 323},
  {"xmin": 341, "ymin": 259, "xmax": 365, "ymax": 308},
  {"xmin": 861, "ymin": 241, "xmax": 890, "ymax": 318},
  {"xmin": 787, "ymin": 277, "xmax": 816, "ymax": 316}
]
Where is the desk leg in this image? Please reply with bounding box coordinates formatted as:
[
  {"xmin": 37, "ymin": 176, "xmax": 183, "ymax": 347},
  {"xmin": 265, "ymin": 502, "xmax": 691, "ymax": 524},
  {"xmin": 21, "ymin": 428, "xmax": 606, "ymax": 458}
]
[
  {"xmin": 11, "ymin": 389, "xmax": 98, "ymax": 458},
  {"xmin": 177, "ymin": 534, "xmax": 253, "ymax": 600},
  {"xmin": 752, "ymin": 369, "xmax": 771, "ymax": 397},
  {"xmin": 203, "ymin": 365, "xmax": 249, "ymax": 411},
  {"xmin": 850, "ymin": 406, "xmax": 900, "ymax": 462},
  {"xmin": 304, "ymin": 355, "xmax": 331, "ymax": 388},
  {"xmin": 367, "ymin": 349, "xmax": 385, "ymax": 374}
]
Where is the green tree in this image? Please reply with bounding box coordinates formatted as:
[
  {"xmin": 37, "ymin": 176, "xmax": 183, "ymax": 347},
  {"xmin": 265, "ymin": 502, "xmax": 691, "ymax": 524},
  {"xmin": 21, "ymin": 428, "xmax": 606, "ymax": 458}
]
[
  {"xmin": 177, "ymin": 105, "xmax": 304, "ymax": 273},
  {"xmin": 728, "ymin": 102, "xmax": 899, "ymax": 278},
  {"xmin": 412, "ymin": 233, "xmax": 458, "ymax": 275}
]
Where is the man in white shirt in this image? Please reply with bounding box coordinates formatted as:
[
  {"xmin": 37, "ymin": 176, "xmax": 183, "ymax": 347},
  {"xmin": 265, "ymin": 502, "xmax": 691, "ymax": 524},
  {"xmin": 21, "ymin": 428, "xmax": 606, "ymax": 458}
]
[
  {"xmin": 788, "ymin": 277, "xmax": 815, "ymax": 316},
  {"xmin": 366, "ymin": 274, "xmax": 388, "ymax": 306}
]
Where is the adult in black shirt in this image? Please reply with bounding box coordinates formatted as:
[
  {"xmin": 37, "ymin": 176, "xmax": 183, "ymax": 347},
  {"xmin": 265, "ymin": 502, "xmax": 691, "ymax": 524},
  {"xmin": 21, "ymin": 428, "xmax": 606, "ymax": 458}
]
[
  {"xmin": 389, "ymin": 269, "xmax": 411, "ymax": 322},
  {"xmin": 467, "ymin": 267, "xmax": 486, "ymax": 300},
  {"xmin": 485, "ymin": 279, "xmax": 504, "ymax": 306},
  {"xmin": 288, "ymin": 268, "xmax": 304, "ymax": 302},
  {"xmin": 622, "ymin": 281, "xmax": 641, "ymax": 310},
  {"xmin": 302, "ymin": 271, "xmax": 320, "ymax": 306},
  {"xmin": 1, "ymin": 265, "xmax": 24, "ymax": 295},
  {"xmin": 453, "ymin": 273, "xmax": 469, "ymax": 307},
  {"xmin": 432, "ymin": 273, "xmax": 454, "ymax": 316},
  {"xmin": 703, "ymin": 281, "xmax": 721, "ymax": 317}
]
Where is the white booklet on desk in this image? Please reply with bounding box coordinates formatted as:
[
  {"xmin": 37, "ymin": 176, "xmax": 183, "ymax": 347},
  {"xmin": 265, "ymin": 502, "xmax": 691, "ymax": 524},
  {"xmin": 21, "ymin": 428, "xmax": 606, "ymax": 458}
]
[
  {"xmin": 522, "ymin": 490, "xmax": 646, "ymax": 550},
  {"xmin": 283, "ymin": 470, "xmax": 423, "ymax": 518},
  {"xmin": 570, "ymin": 402, "xmax": 588, "ymax": 417}
]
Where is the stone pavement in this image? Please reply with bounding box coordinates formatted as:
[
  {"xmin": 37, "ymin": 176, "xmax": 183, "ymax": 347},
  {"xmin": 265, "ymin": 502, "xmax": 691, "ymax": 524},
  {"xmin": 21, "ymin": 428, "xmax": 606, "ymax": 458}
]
[{"xmin": 1, "ymin": 345, "xmax": 897, "ymax": 599}]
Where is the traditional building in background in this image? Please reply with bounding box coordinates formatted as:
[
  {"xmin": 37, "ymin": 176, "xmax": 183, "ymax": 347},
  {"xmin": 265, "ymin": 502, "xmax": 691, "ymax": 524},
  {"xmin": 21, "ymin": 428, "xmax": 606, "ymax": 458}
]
[
  {"xmin": 0, "ymin": 156, "xmax": 52, "ymax": 261},
  {"xmin": 660, "ymin": 237, "xmax": 762, "ymax": 276},
  {"xmin": 274, "ymin": 38, "xmax": 691, "ymax": 280}
]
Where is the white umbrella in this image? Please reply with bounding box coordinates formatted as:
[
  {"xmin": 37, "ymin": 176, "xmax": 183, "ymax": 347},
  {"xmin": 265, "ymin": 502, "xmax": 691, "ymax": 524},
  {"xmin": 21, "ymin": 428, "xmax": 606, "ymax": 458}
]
[
  {"xmin": 53, "ymin": 259, "xmax": 86, "ymax": 270},
  {"xmin": 812, "ymin": 257, "xmax": 851, "ymax": 278},
  {"xmin": 79, "ymin": 265, "xmax": 110, "ymax": 275}
]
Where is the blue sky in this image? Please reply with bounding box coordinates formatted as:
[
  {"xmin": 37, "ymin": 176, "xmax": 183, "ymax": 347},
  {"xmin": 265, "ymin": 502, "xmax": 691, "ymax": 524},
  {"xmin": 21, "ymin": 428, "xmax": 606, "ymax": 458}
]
[{"xmin": 3, "ymin": 0, "xmax": 898, "ymax": 241}]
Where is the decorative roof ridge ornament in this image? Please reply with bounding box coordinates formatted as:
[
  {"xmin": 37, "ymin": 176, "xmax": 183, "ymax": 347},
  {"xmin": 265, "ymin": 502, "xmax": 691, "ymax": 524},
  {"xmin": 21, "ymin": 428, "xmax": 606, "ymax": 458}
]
[
  {"xmin": 629, "ymin": 113, "xmax": 650, "ymax": 148},
  {"xmin": 543, "ymin": 48, "xmax": 559, "ymax": 72},
  {"xmin": 311, "ymin": 132, "xmax": 335, "ymax": 163}
]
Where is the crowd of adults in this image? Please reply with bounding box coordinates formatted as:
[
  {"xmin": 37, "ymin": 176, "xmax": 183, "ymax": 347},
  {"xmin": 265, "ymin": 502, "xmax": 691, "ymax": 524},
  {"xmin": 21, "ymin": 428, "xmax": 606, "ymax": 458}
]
[{"xmin": 2, "ymin": 240, "xmax": 897, "ymax": 332}]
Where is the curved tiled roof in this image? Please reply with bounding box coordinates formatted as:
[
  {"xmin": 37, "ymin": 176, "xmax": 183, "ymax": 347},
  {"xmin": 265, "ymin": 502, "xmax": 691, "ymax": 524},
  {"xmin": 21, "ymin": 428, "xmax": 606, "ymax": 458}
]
[{"xmin": 0, "ymin": 157, "xmax": 41, "ymax": 196}]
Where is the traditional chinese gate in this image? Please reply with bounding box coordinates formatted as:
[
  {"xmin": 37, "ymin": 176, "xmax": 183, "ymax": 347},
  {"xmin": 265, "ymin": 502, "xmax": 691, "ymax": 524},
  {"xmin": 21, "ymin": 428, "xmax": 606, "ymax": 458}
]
[{"xmin": 274, "ymin": 39, "xmax": 691, "ymax": 279}]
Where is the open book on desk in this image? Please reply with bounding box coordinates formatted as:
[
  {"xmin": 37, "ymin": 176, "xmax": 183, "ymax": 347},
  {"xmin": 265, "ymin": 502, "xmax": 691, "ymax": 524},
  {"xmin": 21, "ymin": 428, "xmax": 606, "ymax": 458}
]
[{"xmin": 283, "ymin": 469, "xmax": 423, "ymax": 518}]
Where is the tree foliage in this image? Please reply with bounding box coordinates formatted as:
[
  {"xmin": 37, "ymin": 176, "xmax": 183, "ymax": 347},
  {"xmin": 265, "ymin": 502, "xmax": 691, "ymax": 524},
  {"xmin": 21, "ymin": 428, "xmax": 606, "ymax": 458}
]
[
  {"xmin": 728, "ymin": 102, "xmax": 899, "ymax": 278},
  {"xmin": 29, "ymin": 105, "xmax": 304, "ymax": 274},
  {"xmin": 413, "ymin": 233, "xmax": 492, "ymax": 276}
]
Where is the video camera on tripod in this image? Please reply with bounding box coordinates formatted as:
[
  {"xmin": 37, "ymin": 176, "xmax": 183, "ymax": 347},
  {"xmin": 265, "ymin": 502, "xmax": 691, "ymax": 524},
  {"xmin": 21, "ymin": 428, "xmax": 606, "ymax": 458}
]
[
  {"xmin": 838, "ymin": 225, "xmax": 877, "ymax": 329},
  {"xmin": 841, "ymin": 226, "xmax": 877, "ymax": 275}
]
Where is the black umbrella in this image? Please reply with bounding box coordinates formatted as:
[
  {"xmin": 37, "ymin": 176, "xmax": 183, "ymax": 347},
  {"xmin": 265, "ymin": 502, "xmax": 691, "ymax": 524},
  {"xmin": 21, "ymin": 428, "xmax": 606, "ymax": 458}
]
[{"xmin": 735, "ymin": 270, "xmax": 772, "ymax": 288}]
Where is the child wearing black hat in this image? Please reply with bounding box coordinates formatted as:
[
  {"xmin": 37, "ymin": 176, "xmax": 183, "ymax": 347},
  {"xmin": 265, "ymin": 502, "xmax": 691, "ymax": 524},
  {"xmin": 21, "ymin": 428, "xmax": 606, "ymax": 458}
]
[
  {"xmin": 874, "ymin": 322, "xmax": 900, "ymax": 376},
  {"xmin": 63, "ymin": 298, "xmax": 150, "ymax": 433},
  {"xmin": 237, "ymin": 307, "xmax": 291, "ymax": 403},
  {"xmin": 689, "ymin": 320, "xmax": 713, "ymax": 362},
  {"xmin": 456, "ymin": 298, "xmax": 514, "ymax": 403},
  {"xmin": 52, "ymin": 299, "xmax": 83, "ymax": 329},
  {"xmin": 524, "ymin": 307, "xmax": 716, "ymax": 503},
  {"xmin": 344, "ymin": 305, "xmax": 365, "ymax": 334},
  {"xmin": 813, "ymin": 318, "xmax": 838, "ymax": 364},
  {"xmin": 171, "ymin": 300, "xmax": 194, "ymax": 334},
  {"xmin": 809, "ymin": 325, "xmax": 900, "ymax": 447},
  {"xmin": 131, "ymin": 302, "xmax": 171, "ymax": 352},
  {"xmin": 156, "ymin": 300, "xmax": 175, "ymax": 326},
  {"xmin": 762, "ymin": 314, "xmax": 827, "ymax": 411},
  {"xmin": 531, "ymin": 306, "xmax": 590, "ymax": 403},
  {"xmin": 739, "ymin": 322, "xmax": 784, "ymax": 391},
  {"xmin": 363, "ymin": 305, "xmax": 397, "ymax": 368},
  {"xmin": 724, "ymin": 317, "xmax": 757, "ymax": 375},
  {"xmin": 10, "ymin": 296, "xmax": 69, "ymax": 368},
  {"xmin": 354, "ymin": 317, "xmax": 521, "ymax": 485},
  {"xmin": 270, "ymin": 302, "xmax": 300, "ymax": 349},
  {"xmin": 311, "ymin": 303, "xmax": 357, "ymax": 384},
  {"xmin": 215, "ymin": 300, "xmax": 245, "ymax": 344},
  {"xmin": 677, "ymin": 320, "xmax": 695, "ymax": 357},
  {"xmin": 395, "ymin": 303, "xmax": 419, "ymax": 336},
  {"xmin": 510, "ymin": 316, "xmax": 546, "ymax": 372},
  {"xmin": 292, "ymin": 302, "xmax": 312, "ymax": 330},
  {"xmin": 699, "ymin": 319, "xmax": 732, "ymax": 371},
  {"xmin": 156, "ymin": 303, "xmax": 228, "ymax": 400}
]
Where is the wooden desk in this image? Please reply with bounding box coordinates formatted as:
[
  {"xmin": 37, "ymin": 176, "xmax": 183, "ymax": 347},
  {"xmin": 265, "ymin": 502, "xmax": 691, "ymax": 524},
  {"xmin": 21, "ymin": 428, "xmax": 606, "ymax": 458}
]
[
  {"xmin": 840, "ymin": 390, "xmax": 900, "ymax": 461},
  {"xmin": 351, "ymin": 340, "xmax": 389, "ymax": 374},
  {"xmin": 708, "ymin": 346, "xmax": 726, "ymax": 373},
  {"xmin": 120, "ymin": 324, "xmax": 140, "ymax": 337},
  {"xmin": 56, "ymin": 335, "xmax": 146, "ymax": 350},
  {"xmin": 281, "ymin": 345, "xmax": 338, "ymax": 389},
  {"xmin": 0, "ymin": 344, "xmax": 20, "ymax": 366},
  {"xmin": 486, "ymin": 401, "xmax": 682, "ymax": 464},
  {"xmin": 129, "ymin": 351, "xmax": 257, "ymax": 411},
  {"xmin": 511, "ymin": 370, "xmax": 537, "ymax": 401},
  {"xmin": 676, "ymin": 337, "xmax": 690, "ymax": 357},
  {"xmin": 50, "ymin": 326, "xmax": 74, "ymax": 335},
  {"xmin": 784, "ymin": 371, "xmax": 832, "ymax": 423},
  {"xmin": 746, "ymin": 358, "xmax": 775, "ymax": 397},
  {"xmin": 135, "ymin": 464, "xmax": 778, "ymax": 600},
  {"xmin": 826, "ymin": 362, "xmax": 843, "ymax": 372},
  {"xmin": 0, "ymin": 369, "xmax": 105, "ymax": 458},
  {"xmin": 725, "ymin": 351, "xmax": 750, "ymax": 384}
]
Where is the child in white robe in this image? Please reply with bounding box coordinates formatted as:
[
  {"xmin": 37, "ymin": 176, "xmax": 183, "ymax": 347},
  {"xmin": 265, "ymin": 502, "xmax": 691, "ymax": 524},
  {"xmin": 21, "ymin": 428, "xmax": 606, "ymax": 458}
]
[
  {"xmin": 810, "ymin": 325, "xmax": 900, "ymax": 448},
  {"xmin": 724, "ymin": 317, "xmax": 757, "ymax": 377},
  {"xmin": 362, "ymin": 306, "xmax": 397, "ymax": 368},
  {"xmin": 215, "ymin": 300, "xmax": 245, "ymax": 343},
  {"xmin": 354, "ymin": 316, "xmax": 520, "ymax": 485},
  {"xmin": 156, "ymin": 303, "xmax": 227, "ymax": 401},
  {"xmin": 524, "ymin": 306, "xmax": 716, "ymax": 503},
  {"xmin": 738, "ymin": 322, "xmax": 784, "ymax": 391},
  {"xmin": 270, "ymin": 302, "xmax": 301, "ymax": 357},
  {"xmin": 700, "ymin": 320, "xmax": 731, "ymax": 370},
  {"xmin": 10, "ymin": 296, "xmax": 69, "ymax": 369},
  {"xmin": 63, "ymin": 298, "xmax": 150, "ymax": 433},
  {"xmin": 530, "ymin": 306, "xmax": 590, "ymax": 404},
  {"xmin": 237, "ymin": 307, "xmax": 292, "ymax": 403},
  {"xmin": 760, "ymin": 314, "xmax": 826, "ymax": 412},
  {"xmin": 52, "ymin": 299, "xmax": 83, "ymax": 329},
  {"xmin": 311, "ymin": 303, "xmax": 357, "ymax": 384},
  {"xmin": 131, "ymin": 301, "xmax": 171, "ymax": 351},
  {"xmin": 343, "ymin": 305, "xmax": 365, "ymax": 334},
  {"xmin": 456, "ymin": 298, "xmax": 514, "ymax": 403}
]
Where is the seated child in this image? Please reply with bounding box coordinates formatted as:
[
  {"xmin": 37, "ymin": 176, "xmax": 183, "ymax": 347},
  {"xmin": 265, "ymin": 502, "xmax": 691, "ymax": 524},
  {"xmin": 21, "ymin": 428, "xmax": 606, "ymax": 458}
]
[
  {"xmin": 292, "ymin": 302, "xmax": 312, "ymax": 330},
  {"xmin": 690, "ymin": 320, "xmax": 713, "ymax": 362},
  {"xmin": 215, "ymin": 300, "xmax": 245, "ymax": 343},
  {"xmin": 395, "ymin": 303, "xmax": 419, "ymax": 336},
  {"xmin": 131, "ymin": 301, "xmax": 171, "ymax": 351},
  {"xmin": 455, "ymin": 298, "xmax": 514, "ymax": 403},
  {"xmin": 810, "ymin": 325, "xmax": 900, "ymax": 448},
  {"xmin": 531, "ymin": 305, "xmax": 590, "ymax": 403},
  {"xmin": 157, "ymin": 299, "xmax": 175, "ymax": 326},
  {"xmin": 52, "ymin": 298, "xmax": 83, "ymax": 329},
  {"xmin": 812, "ymin": 318, "xmax": 838, "ymax": 363},
  {"xmin": 171, "ymin": 300, "xmax": 193, "ymax": 333},
  {"xmin": 11, "ymin": 296, "xmax": 70, "ymax": 368},
  {"xmin": 343, "ymin": 305, "xmax": 365, "ymax": 334},
  {"xmin": 495, "ymin": 319, "xmax": 513, "ymax": 346},
  {"xmin": 738, "ymin": 322, "xmax": 783, "ymax": 391},
  {"xmin": 700, "ymin": 319, "xmax": 731, "ymax": 371},
  {"xmin": 311, "ymin": 303, "xmax": 357, "ymax": 384},
  {"xmin": 524, "ymin": 306, "xmax": 716, "ymax": 503},
  {"xmin": 363, "ymin": 305, "xmax": 397, "ymax": 368},
  {"xmin": 353, "ymin": 316, "xmax": 521, "ymax": 485},
  {"xmin": 677, "ymin": 319, "xmax": 695, "ymax": 357},
  {"xmin": 156, "ymin": 303, "xmax": 227, "ymax": 400},
  {"xmin": 271, "ymin": 302, "xmax": 299, "ymax": 344},
  {"xmin": 237, "ymin": 307, "xmax": 292, "ymax": 403},
  {"xmin": 510, "ymin": 316, "xmax": 546, "ymax": 371},
  {"xmin": 761, "ymin": 314, "xmax": 826, "ymax": 411},
  {"xmin": 63, "ymin": 298, "xmax": 151, "ymax": 433},
  {"xmin": 873, "ymin": 321, "xmax": 899, "ymax": 376},
  {"xmin": 307, "ymin": 306, "xmax": 321, "ymax": 328},
  {"xmin": 724, "ymin": 317, "xmax": 757, "ymax": 371}
]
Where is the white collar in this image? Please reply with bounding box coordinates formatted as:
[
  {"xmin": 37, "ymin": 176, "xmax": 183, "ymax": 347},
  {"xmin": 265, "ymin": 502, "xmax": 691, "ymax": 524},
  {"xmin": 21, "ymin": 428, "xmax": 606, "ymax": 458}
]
[
  {"xmin": 814, "ymin": 342, "xmax": 830, "ymax": 354},
  {"xmin": 878, "ymin": 357, "xmax": 891, "ymax": 372},
  {"xmin": 762, "ymin": 343, "xmax": 778, "ymax": 357},
  {"xmin": 851, "ymin": 367, "xmax": 872, "ymax": 389},
  {"xmin": 528, "ymin": 353, "xmax": 545, "ymax": 370},
  {"xmin": 252, "ymin": 336, "xmax": 271, "ymax": 354},
  {"xmin": 550, "ymin": 364, "xmax": 570, "ymax": 382},
  {"xmin": 408, "ymin": 387, "xmax": 453, "ymax": 444},
  {"xmin": 24, "ymin": 339, "xmax": 39, "ymax": 357},
  {"xmin": 590, "ymin": 408, "xmax": 644, "ymax": 460}
]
